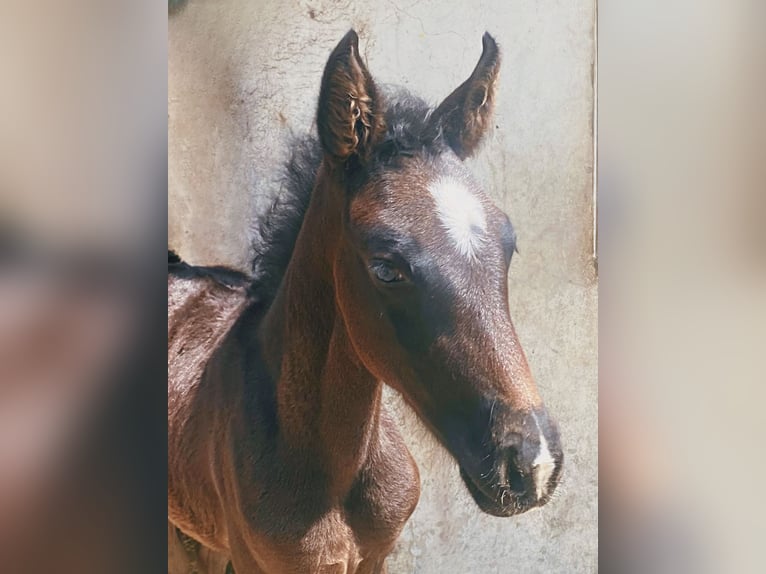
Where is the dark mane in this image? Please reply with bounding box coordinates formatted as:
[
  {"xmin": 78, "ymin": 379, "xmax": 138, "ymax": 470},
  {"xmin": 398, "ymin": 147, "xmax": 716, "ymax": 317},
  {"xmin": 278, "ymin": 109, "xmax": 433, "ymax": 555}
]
[
  {"xmin": 250, "ymin": 135, "xmax": 323, "ymax": 301},
  {"xmin": 372, "ymin": 87, "xmax": 444, "ymax": 163},
  {"xmin": 249, "ymin": 88, "xmax": 441, "ymax": 302},
  {"xmin": 168, "ymin": 249, "xmax": 250, "ymax": 289}
]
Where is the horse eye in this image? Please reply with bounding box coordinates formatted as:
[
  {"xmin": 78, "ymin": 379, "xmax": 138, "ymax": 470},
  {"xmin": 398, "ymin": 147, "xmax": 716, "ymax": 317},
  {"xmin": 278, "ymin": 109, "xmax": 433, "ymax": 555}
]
[{"xmin": 370, "ymin": 259, "xmax": 405, "ymax": 283}]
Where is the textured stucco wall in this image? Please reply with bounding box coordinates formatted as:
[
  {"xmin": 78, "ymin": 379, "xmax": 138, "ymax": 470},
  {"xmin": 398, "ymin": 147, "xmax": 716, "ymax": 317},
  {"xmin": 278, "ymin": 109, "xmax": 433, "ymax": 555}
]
[{"xmin": 169, "ymin": 1, "xmax": 597, "ymax": 572}]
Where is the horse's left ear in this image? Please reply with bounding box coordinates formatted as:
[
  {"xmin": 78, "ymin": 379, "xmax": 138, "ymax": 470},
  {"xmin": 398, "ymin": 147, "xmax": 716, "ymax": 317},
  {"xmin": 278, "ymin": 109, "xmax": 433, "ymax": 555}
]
[
  {"xmin": 317, "ymin": 30, "xmax": 386, "ymax": 166},
  {"xmin": 427, "ymin": 32, "xmax": 500, "ymax": 159}
]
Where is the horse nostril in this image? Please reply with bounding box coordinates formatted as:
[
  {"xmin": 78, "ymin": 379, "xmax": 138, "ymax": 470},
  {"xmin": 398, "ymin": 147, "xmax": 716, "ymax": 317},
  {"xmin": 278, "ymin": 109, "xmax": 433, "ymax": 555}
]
[
  {"xmin": 503, "ymin": 434, "xmax": 557, "ymax": 501},
  {"xmin": 504, "ymin": 451, "xmax": 526, "ymax": 494},
  {"xmin": 495, "ymin": 413, "xmax": 561, "ymax": 504}
]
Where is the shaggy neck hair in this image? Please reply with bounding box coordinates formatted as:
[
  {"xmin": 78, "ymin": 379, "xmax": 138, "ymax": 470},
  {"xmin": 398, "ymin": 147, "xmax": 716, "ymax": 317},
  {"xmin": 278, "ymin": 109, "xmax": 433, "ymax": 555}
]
[{"xmin": 250, "ymin": 87, "xmax": 446, "ymax": 304}]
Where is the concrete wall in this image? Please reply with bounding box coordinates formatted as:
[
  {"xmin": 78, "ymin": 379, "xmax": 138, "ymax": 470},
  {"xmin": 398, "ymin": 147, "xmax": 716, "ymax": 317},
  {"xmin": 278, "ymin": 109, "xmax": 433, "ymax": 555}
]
[{"xmin": 169, "ymin": 1, "xmax": 597, "ymax": 572}]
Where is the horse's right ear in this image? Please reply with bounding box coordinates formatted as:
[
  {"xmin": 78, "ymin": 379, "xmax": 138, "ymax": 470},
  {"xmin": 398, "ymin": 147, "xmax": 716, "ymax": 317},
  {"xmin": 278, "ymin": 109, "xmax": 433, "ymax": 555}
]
[
  {"xmin": 317, "ymin": 30, "xmax": 385, "ymax": 166},
  {"xmin": 426, "ymin": 33, "xmax": 501, "ymax": 159}
]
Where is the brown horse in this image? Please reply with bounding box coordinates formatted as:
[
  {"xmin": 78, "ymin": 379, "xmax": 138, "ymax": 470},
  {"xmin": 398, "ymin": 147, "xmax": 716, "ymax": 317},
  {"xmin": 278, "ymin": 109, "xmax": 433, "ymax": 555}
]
[{"xmin": 168, "ymin": 30, "xmax": 562, "ymax": 573}]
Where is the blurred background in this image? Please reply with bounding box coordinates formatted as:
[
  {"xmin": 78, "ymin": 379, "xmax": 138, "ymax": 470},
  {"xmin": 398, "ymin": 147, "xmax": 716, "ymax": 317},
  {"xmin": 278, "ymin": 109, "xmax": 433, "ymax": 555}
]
[
  {"xmin": 0, "ymin": 0, "xmax": 763, "ymax": 572},
  {"xmin": 0, "ymin": 1, "xmax": 166, "ymax": 572},
  {"xmin": 599, "ymin": 0, "xmax": 765, "ymax": 572}
]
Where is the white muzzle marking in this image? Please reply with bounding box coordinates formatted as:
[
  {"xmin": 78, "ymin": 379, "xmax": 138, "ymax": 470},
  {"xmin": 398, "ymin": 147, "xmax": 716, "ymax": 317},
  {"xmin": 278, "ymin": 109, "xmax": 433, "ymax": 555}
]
[{"xmin": 532, "ymin": 431, "xmax": 555, "ymax": 500}]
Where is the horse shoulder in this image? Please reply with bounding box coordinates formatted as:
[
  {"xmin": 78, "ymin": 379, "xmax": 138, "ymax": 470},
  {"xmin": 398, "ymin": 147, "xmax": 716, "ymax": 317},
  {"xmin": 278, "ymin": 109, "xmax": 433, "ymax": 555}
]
[
  {"xmin": 168, "ymin": 272, "xmax": 252, "ymax": 550},
  {"xmin": 168, "ymin": 272, "xmax": 251, "ymax": 431}
]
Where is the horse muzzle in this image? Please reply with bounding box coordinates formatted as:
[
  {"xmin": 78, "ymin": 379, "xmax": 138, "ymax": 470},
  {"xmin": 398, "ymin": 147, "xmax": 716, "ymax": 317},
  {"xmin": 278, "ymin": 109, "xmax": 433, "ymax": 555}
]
[{"xmin": 458, "ymin": 411, "xmax": 563, "ymax": 517}]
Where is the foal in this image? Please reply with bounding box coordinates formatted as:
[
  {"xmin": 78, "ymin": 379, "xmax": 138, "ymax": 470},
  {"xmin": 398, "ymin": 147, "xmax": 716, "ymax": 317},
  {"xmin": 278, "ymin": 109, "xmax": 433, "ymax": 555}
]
[{"xmin": 169, "ymin": 30, "xmax": 562, "ymax": 573}]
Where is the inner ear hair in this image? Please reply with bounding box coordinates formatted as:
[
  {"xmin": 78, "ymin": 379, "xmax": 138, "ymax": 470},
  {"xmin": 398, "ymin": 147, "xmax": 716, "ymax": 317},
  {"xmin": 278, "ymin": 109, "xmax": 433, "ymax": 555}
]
[
  {"xmin": 317, "ymin": 30, "xmax": 386, "ymax": 166},
  {"xmin": 469, "ymin": 85, "xmax": 489, "ymax": 110}
]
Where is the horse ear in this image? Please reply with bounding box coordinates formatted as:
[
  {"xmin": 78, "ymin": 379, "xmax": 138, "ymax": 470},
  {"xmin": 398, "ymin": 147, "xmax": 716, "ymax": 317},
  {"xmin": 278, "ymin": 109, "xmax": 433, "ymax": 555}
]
[
  {"xmin": 427, "ymin": 32, "xmax": 500, "ymax": 159},
  {"xmin": 317, "ymin": 30, "xmax": 385, "ymax": 166}
]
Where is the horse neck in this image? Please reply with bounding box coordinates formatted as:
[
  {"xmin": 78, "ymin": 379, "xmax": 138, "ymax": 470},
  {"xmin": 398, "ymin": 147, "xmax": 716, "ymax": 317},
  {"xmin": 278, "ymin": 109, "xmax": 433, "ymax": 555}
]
[{"xmin": 258, "ymin": 162, "xmax": 382, "ymax": 494}]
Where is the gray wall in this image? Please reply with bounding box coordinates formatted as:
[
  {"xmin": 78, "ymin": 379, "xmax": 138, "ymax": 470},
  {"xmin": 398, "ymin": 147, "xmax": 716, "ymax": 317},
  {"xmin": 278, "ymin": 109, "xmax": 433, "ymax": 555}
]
[{"xmin": 169, "ymin": 1, "xmax": 597, "ymax": 572}]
